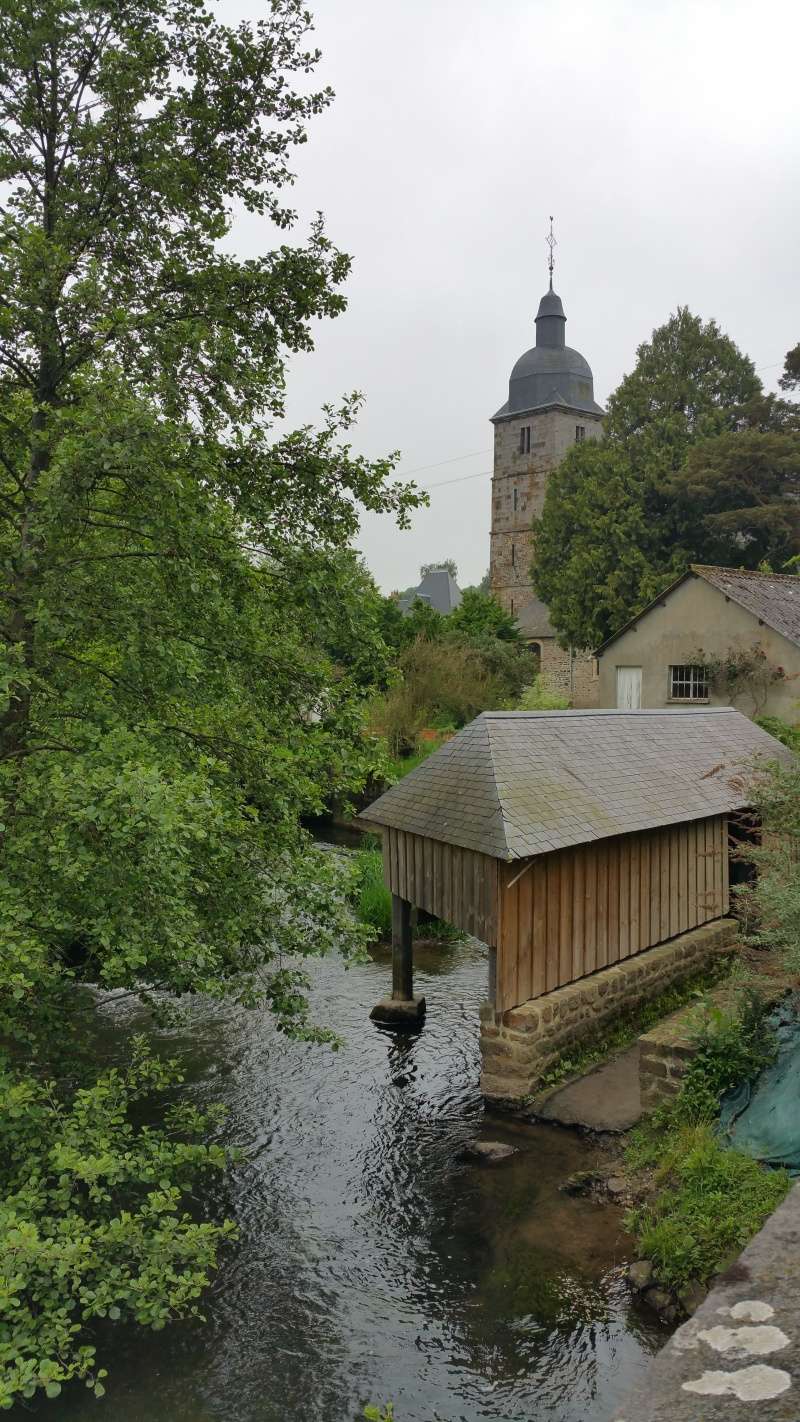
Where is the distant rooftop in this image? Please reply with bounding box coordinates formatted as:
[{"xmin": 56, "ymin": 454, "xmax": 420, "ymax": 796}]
[
  {"xmin": 362, "ymin": 708, "xmax": 792, "ymax": 861},
  {"xmin": 398, "ymin": 567, "xmax": 462, "ymax": 616}
]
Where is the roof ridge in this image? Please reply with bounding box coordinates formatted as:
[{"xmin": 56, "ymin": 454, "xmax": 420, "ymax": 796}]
[
  {"xmin": 692, "ymin": 564, "xmax": 800, "ymax": 584},
  {"xmin": 483, "ymin": 716, "xmax": 514, "ymax": 857}
]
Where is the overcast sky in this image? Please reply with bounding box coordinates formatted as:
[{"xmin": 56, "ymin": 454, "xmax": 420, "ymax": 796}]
[{"xmin": 227, "ymin": 0, "xmax": 800, "ymax": 594}]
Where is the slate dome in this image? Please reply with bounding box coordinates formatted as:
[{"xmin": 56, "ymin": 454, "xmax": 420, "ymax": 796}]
[{"xmin": 492, "ymin": 286, "xmax": 604, "ymax": 422}]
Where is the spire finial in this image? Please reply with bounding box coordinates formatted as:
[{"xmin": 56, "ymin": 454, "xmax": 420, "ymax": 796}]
[{"xmin": 546, "ymin": 215, "xmax": 556, "ymax": 290}]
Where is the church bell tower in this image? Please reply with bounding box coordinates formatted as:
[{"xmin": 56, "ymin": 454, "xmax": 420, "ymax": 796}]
[{"xmin": 489, "ymin": 223, "xmax": 603, "ymax": 639}]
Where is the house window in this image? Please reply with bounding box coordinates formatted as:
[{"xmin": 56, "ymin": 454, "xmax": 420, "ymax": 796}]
[
  {"xmin": 669, "ymin": 664, "xmax": 709, "ymax": 701},
  {"xmin": 519, "ymin": 425, "xmax": 531, "ymax": 454},
  {"xmin": 575, "ymin": 425, "xmax": 586, "ymax": 442}
]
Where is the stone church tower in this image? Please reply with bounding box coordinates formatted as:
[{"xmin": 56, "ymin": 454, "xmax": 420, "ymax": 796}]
[{"xmin": 489, "ymin": 269, "xmax": 603, "ymax": 699}]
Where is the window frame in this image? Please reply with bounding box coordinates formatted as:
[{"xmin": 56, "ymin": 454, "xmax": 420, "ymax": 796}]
[
  {"xmin": 575, "ymin": 425, "xmax": 586, "ymax": 442},
  {"xmin": 668, "ymin": 664, "xmax": 710, "ymax": 702}
]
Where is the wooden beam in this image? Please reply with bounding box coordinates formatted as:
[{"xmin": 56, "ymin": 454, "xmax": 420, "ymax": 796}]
[{"xmin": 391, "ymin": 894, "xmax": 414, "ymax": 1001}]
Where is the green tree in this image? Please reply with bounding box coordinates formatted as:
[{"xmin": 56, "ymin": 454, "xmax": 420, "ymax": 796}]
[
  {"xmin": 420, "ymin": 558, "xmax": 458, "ymax": 579},
  {"xmin": 533, "ymin": 443, "xmax": 663, "ymax": 648},
  {"xmin": 448, "ymin": 587, "xmax": 520, "ymax": 642},
  {"xmin": 0, "ymin": 0, "xmax": 421, "ymax": 1404},
  {"xmin": 604, "ymin": 307, "xmax": 761, "ymax": 478},
  {"xmin": 779, "ymin": 344, "xmax": 800, "ymax": 393},
  {"xmin": 534, "ymin": 309, "xmax": 773, "ymax": 646},
  {"xmin": 665, "ymin": 430, "xmax": 800, "ymax": 570}
]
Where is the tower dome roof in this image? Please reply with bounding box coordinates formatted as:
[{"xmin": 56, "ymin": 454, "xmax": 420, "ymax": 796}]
[{"xmin": 492, "ymin": 285, "xmax": 604, "ymax": 423}]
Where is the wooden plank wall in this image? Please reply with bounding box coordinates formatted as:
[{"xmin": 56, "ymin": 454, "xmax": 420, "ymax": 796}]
[
  {"xmin": 495, "ymin": 815, "xmax": 728, "ymax": 1013},
  {"xmin": 382, "ymin": 828, "xmax": 499, "ymax": 945}
]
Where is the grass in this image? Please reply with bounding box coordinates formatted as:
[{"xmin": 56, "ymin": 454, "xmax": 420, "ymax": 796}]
[
  {"xmin": 627, "ymin": 1123, "xmax": 789, "ymax": 1289},
  {"xmin": 623, "ymin": 987, "xmax": 791, "ymax": 1291},
  {"xmin": 537, "ymin": 960, "xmax": 732, "ymax": 1091},
  {"xmin": 351, "ymin": 843, "xmax": 458, "ymax": 942}
]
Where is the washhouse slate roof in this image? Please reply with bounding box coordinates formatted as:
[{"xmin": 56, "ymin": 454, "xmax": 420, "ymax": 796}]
[
  {"xmin": 361, "ymin": 708, "xmax": 792, "ymax": 862},
  {"xmin": 597, "ymin": 564, "xmax": 800, "ymax": 653}
]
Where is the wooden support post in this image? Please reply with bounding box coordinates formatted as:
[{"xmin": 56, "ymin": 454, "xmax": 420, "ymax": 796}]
[
  {"xmin": 370, "ymin": 893, "xmax": 426, "ymax": 1029},
  {"xmin": 391, "ymin": 894, "xmax": 413, "ymax": 1001}
]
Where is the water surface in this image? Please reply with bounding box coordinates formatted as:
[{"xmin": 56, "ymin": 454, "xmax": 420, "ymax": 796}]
[{"xmin": 32, "ymin": 929, "xmax": 666, "ymax": 1421}]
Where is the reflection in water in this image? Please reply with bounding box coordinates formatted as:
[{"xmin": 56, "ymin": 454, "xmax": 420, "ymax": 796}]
[{"xmin": 22, "ymin": 929, "xmax": 668, "ymax": 1422}]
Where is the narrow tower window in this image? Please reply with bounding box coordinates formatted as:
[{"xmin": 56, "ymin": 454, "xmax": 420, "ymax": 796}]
[
  {"xmin": 575, "ymin": 425, "xmax": 586, "ymax": 442},
  {"xmin": 513, "ymin": 487, "xmax": 518, "ymax": 512},
  {"xmin": 511, "ymin": 541, "xmax": 515, "ymax": 567},
  {"xmin": 519, "ymin": 426, "xmax": 531, "ymax": 454}
]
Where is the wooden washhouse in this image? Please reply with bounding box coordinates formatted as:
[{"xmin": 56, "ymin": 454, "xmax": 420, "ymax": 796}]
[{"xmin": 361, "ymin": 708, "xmax": 791, "ymax": 1023}]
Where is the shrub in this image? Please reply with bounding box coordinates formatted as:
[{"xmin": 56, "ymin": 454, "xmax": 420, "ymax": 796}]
[
  {"xmin": 514, "ymin": 675, "xmax": 570, "ymax": 711},
  {"xmin": 352, "ymin": 848, "xmax": 392, "ymax": 938}
]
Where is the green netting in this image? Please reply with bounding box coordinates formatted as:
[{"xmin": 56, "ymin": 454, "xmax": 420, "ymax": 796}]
[{"xmin": 718, "ymin": 994, "xmax": 800, "ymax": 1175}]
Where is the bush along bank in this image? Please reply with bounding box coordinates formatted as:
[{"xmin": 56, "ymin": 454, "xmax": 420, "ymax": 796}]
[
  {"xmin": 350, "ymin": 840, "xmax": 458, "ymax": 944},
  {"xmin": 622, "ymin": 986, "xmax": 791, "ymax": 1322}
]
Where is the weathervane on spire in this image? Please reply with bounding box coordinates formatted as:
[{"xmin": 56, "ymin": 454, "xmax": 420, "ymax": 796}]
[{"xmin": 546, "ymin": 215, "xmax": 556, "ymax": 290}]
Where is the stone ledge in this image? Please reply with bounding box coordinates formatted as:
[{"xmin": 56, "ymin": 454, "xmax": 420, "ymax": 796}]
[
  {"xmin": 481, "ymin": 918, "xmax": 739, "ymax": 1104},
  {"xmin": 613, "ymin": 1182, "xmax": 800, "ymax": 1421}
]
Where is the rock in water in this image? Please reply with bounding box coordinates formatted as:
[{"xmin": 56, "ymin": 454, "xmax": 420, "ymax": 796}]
[
  {"xmin": 628, "ymin": 1260, "xmax": 654, "ymax": 1291},
  {"xmin": 463, "ymin": 1140, "xmax": 518, "ymax": 1163}
]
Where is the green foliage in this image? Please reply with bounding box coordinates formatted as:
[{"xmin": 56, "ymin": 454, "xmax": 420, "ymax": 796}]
[
  {"xmin": 755, "ymin": 716, "xmax": 800, "ymax": 751},
  {"xmin": 740, "ymin": 759, "xmax": 800, "ymax": 970},
  {"xmin": 368, "ymin": 634, "xmax": 530, "ymax": 755},
  {"xmin": 533, "ymin": 442, "xmax": 667, "ymax": 648},
  {"xmin": 779, "ymin": 343, "xmax": 800, "ymax": 392},
  {"xmin": 364, "ymin": 1406, "xmax": 394, "ymax": 1422},
  {"xmin": 0, "ymin": 1038, "xmax": 237, "ymax": 1409},
  {"xmin": 625, "ymin": 988, "xmax": 787, "ymax": 1290},
  {"xmin": 533, "ymin": 307, "xmax": 800, "ymax": 648},
  {"xmin": 666, "ymin": 431, "xmax": 800, "ymax": 570},
  {"xmin": 628, "ymin": 1124, "xmax": 789, "ymax": 1290},
  {"xmin": 448, "ymin": 587, "xmax": 520, "ymax": 643},
  {"xmin": 514, "ymin": 675, "xmax": 570, "ymax": 711},
  {"xmin": 352, "ymin": 847, "xmax": 392, "ymax": 938},
  {"xmin": 0, "ymin": 0, "xmax": 425, "ymax": 1405},
  {"xmin": 420, "ymin": 559, "xmax": 458, "ymax": 580}
]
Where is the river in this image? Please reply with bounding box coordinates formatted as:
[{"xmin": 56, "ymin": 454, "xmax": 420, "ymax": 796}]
[{"xmin": 32, "ymin": 915, "xmax": 667, "ymax": 1422}]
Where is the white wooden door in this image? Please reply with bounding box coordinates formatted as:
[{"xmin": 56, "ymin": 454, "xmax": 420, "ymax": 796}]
[{"xmin": 616, "ymin": 665, "xmax": 642, "ymax": 709}]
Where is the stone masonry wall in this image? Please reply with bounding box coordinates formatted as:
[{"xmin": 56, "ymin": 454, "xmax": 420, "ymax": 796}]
[
  {"xmin": 489, "ymin": 405, "xmax": 602, "ymax": 617},
  {"xmin": 480, "ymin": 918, "xmax": 740, "ymax": 1105},
  {"xmin": 639, "ymin": 964, "xmax": 789, "ymax": 1110}
]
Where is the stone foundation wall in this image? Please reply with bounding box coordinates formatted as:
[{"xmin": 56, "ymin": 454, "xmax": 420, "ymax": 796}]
[
  {"xmin": 638, "ymin": 963, "xmax": 789, "ymax": 1111},
  {"xmin": 480, "ymin": 918, "xmax": 739, "ymax": 1104}
]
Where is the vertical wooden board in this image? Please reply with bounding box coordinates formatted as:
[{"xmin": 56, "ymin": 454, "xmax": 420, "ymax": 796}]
[
  {"xmin": 617, "ymin": 837, "xmax": 630, "ymax": 961},
  {"xmin": 704, "ymin": 818, "xmax": 715, "ymax": 919},
  {"xmin": 595, "ymin": 841, "xmax": 608, "ymax": 970},
  {"xmin": 545, "ymin": 856, "xmax": 562, "ymax": 992},
  {"xmin": 638, "ymin": 836, "xmax": 651, "ymax": 952},
  {"xmin": 462, "ymin": 848, "xmax": 473, "ymax": 936},
  {"xmin": 572, "ymin": 848, "xmax": 585, "ymax": 982},
  {"xmin": 669, "ymin": 828, "xmax": 680, "ymax": 938},
  {"xmin": 649, "ymin": 832, "xmax": 660, "ymax": 945},
  {"xmin": 613, "ymin": 836, "xmax": 625, "ymax": 961},
  {"xmin": 382, "ymin": 829, "xmax": 392, "ymax": 890},
  {"xmin": 659, "ymin": 829, "xmax": 671, "ymax": 941},
  {"xmin": 608, "ymin": 839, "xmax": 621, "ymax": 964},
  {"xmin": 722, "ymin": 817, "xmax": 730, "ymax": 913},
  {"xmin": 474, "ymin": 854, "xmax": 487, "ymax": 941},
  {"xmin": 687, "ymin": 821, "xmax": 698, "ymax": 929},
  {"xmin": 417, "ymin": 836, "xmax": 429, "ymax": 904},
  {"xmin": 719, "ymin": 819, "xmax": 727, "ymax": 915},
  {"xmin": 583, "ymin": 845, "xmax": 597, "ymax": 976},
  {"xmin": 516, "ymin": 860, "xmax": 533, "ymax": 1003},
  {"xmin": 396, "ymin": 831, "xmax": 407, "ymax": 900},
  {"xmin": 559, "ymin": 854, "xmax": 574, "ymax": 986},
  {"xmin": 696, "ymin": 818, "xmax": 707, "ymax": 920},
  {"xmin": 628, "ymin": 836, "xmax": 640, "ymax": 957},
  {"xmin": 532, "ymin": 859, "xmax": 548, "ymax": 997},
  {"xmin": 431, "ymin": 839, "xmax": 441, "ymax": 920},
  {"xmin": 499, "ymin": 872, "xmax": 519, "ymax": 1011},
  {"xmin": 677, "ymin": 826, "xmax": 689, "ymax": 934}
]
